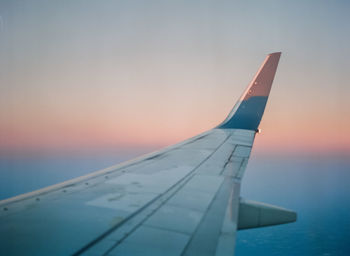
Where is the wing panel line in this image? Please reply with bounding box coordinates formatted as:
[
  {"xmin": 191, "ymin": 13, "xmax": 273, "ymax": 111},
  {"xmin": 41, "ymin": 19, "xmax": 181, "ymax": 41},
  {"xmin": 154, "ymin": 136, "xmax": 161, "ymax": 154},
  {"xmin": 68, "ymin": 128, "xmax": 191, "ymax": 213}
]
[{"xmin": 74, "ymin": 133, "xmax": 233, "ymax": 255}]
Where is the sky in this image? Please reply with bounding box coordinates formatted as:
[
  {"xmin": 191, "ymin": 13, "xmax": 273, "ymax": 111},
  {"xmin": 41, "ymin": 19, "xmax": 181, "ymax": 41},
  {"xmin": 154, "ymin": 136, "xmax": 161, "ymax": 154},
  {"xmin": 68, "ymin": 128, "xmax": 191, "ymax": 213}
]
[
  {"xmin": 0, "ymin": 0, "xmax": 349, "ymax": 156},
  {"xmin": 1, "ymin": 2, "xmax": 350, "ymax": 254}
]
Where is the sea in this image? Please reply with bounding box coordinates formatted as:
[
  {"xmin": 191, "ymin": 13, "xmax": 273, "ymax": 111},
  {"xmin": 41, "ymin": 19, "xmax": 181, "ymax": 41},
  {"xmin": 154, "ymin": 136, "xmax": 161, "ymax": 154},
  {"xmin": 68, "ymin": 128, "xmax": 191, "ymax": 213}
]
[{"xmin": 0, "ymin": 149, "xmax": 349, "ymax": 255}]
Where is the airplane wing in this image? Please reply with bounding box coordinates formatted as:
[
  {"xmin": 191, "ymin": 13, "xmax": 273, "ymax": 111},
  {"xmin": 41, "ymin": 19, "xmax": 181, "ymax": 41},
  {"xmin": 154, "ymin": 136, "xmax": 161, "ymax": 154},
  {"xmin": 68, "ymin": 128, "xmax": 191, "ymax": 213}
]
[{"xmin": 0, "ymin": 52, "xmax": 296, "ymax": 256}]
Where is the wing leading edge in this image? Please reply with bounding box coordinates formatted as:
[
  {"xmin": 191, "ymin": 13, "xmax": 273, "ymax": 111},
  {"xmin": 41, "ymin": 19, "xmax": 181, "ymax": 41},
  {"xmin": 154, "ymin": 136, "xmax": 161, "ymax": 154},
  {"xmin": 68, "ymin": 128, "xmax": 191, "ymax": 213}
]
[{"xmin": 0, "ymin": 52, "xmax": 296, "ymax": 256}]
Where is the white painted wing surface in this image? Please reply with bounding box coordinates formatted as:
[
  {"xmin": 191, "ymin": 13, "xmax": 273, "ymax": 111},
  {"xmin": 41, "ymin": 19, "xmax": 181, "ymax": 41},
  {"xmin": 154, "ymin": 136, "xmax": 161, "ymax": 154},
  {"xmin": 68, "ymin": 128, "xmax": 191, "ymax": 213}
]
[{"xmin": 0, "ymin": 129, "xmax": 254, "ymax": 256}]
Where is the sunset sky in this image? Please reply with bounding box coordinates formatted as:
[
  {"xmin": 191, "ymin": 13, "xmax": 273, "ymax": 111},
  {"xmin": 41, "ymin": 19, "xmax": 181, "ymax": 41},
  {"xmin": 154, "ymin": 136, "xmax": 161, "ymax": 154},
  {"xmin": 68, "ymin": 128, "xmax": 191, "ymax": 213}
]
[
  {"xmin": 1, "ymin": 0, "xmax": 349, "ymax": 155},
  {"xmin": 1, "ymin": 3, "xmax": 349, "ymax": 254}
]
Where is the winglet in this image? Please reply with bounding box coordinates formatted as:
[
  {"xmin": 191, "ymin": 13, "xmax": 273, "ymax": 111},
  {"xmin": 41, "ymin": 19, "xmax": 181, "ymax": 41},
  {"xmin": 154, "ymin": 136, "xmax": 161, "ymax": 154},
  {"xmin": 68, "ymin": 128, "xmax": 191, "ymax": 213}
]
[{"xmin": 218, "ymin": 52, "xmax": 281, "ymax": 130}]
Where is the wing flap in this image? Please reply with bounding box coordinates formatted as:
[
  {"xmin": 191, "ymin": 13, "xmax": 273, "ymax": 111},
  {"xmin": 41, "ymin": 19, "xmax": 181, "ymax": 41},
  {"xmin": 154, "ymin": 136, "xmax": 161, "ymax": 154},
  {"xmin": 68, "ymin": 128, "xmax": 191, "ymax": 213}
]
[{"xmin": 238, "ymin": 198, "xmax": 297, "ymax": 230}]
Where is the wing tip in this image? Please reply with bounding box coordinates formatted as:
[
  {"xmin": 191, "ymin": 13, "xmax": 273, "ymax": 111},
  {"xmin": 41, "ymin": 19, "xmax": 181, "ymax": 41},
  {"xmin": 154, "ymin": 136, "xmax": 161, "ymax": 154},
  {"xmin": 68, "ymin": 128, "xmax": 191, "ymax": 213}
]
[{"xmin": 268, "ymin": 51, "xmax": 282, "ymax": 56}]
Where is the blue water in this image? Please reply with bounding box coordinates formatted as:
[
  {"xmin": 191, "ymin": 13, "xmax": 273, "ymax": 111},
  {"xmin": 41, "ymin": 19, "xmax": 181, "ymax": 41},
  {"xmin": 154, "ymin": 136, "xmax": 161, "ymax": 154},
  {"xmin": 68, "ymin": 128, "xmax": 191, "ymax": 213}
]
[
  {"xmin": 237, "ymin": 154, "xmax": 350, "ymax": 256},
  {"xmin": 0, "ymin": 150, "xmax": 349, "ymax": 255}
]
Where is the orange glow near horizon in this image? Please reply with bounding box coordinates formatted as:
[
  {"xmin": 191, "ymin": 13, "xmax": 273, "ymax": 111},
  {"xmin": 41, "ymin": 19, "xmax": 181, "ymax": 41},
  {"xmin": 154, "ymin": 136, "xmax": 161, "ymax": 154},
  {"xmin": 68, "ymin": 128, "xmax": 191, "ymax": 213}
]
[
  {"xmin": 1, "ymin": 75, "xmax": 349, "ymax": 155},
  {"xmin": 1, "ymin": 104, "xmax": 349, "ymax": 155}
]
